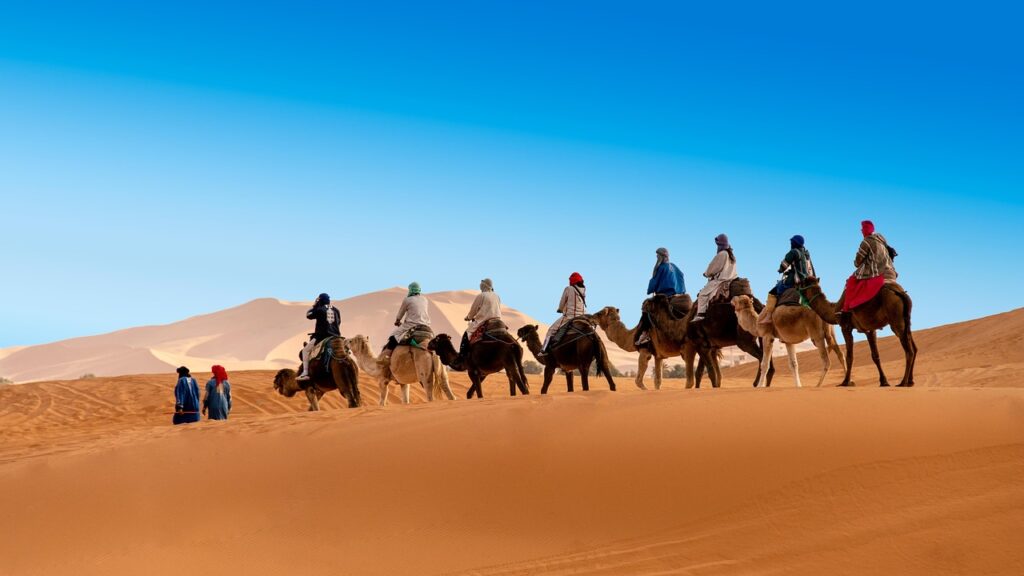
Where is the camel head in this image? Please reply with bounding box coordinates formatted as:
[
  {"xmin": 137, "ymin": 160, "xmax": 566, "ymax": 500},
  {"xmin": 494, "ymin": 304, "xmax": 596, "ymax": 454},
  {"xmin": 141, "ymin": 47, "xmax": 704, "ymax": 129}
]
[
  {"xmin": 516, "ymin": 324, "xmax": 540, "ymax": 342},
  {"xmin": 427, "ymin": 333, "xmax": 454, "ymax": 355},
  {"xmin": 731, "ymin": 295, "xmax": 755, "ymax": 314},
  {"xmin": 273, "ymin": 368, "xmax": 301, "ymax": 397},
  {"xmin": 347, "ymin": 334, "xmax": 372, "ymax": 357},
  {"xmin": 591, "ymin": 306, "xmax": 621, "ymax": 327}
]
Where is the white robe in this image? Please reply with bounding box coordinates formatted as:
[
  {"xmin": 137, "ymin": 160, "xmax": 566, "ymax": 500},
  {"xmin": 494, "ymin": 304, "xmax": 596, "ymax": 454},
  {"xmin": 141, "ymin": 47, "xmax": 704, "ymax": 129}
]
[
  {"xmin": 465, "ymin": 291, "xmax": 502, "ymax": 337},
  {"xmin": 697, "ymin": 251, "xmax": 738, "ymax": 315},
  {"xmin": 391, "ymin": 294, "xmax": 431, "ymax": 340}
]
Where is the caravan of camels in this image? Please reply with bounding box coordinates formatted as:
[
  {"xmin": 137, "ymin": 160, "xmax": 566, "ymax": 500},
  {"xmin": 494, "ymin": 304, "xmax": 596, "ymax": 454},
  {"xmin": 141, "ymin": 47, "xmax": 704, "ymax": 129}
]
[{"xmin": 273, "ymin": 222, "xmax": 917, "ymax": 411}]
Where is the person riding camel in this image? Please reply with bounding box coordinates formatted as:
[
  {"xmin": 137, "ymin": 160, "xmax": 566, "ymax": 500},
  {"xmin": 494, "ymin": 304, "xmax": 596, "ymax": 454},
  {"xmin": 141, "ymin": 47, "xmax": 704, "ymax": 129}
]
[
  {"xmin": 540, "ymin": 272, "xmax": 587, "ymax": 359},
  {"xmin": 297, "ymin": 293, "xmax": 341, "ymax": 381},
  {"xmin": 383, "ymin": 282, "xmax": 431, "ymax": 358},
  {"xmin": 635, "ymin": 247, "xmax": 686, "ymax": 346},
  {"xmin": 461, "ymin": 278, "xmax": 502, "ymax": 357},
  {"xmin": 693, "ymin": 234, "xmax": 738, "ymax": 322},
  {"xmin": 840, "ymin": 220, "xmax": 898, "ymax": 317},
  {"xmin": 760, "ymin": 234, "xmax": 815, "ymax": 324}
]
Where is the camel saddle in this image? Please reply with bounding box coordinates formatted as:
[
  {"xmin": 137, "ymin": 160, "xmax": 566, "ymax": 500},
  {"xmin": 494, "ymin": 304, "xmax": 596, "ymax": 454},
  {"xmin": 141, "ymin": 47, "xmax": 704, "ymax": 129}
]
[
  {"xmin": 397, "ymin": 324, "xmax": 434, "ymax": 348},
  {"xmin": 308, "ymin": 336, "xmax": 338, "ymax": 363},
  {"xmin": 469, "ymin": 318, "xmax": 510, "ymax": 344},
  {"xmin": 547, "ymin": 317, "xmax": 596, "ymax": 350},
  {"xmin": 777, "ymin": 287, "xmax": 804, "ymax": 308}
]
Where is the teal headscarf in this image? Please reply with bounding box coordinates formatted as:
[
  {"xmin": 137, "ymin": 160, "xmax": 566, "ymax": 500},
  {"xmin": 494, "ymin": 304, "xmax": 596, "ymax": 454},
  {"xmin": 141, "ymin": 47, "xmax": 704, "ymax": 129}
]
[{"xmin": 407, "ymin": 282, "xmax": 421, "ymax": 296}]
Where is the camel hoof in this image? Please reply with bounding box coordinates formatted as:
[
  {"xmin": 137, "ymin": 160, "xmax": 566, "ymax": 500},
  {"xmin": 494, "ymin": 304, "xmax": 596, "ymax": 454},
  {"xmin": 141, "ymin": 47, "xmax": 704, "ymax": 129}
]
[
  {"xmin": 896, "ymin": 382, "xmax": 914, "ymax": 387},
  {"xmin": 880, "ymin": 382, "xmax": 891, "ymax": 387},
  {"xmin": 837, "ymin": 382, "xmax": 855, "ymax": 387}
]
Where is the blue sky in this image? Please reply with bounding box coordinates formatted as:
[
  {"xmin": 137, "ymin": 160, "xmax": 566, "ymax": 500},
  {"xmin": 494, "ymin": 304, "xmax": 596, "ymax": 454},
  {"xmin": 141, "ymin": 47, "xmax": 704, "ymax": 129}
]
[{"xmin": 1, "ymin": 1, "xmax": 1022, "ymax": 347}]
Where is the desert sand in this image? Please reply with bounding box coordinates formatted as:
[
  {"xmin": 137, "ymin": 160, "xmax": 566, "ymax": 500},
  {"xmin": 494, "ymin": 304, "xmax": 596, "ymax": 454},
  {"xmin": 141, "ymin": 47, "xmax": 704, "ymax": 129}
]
[{"xmin": 1, "ymin": 308, "xmax": 1022, "ymax": 575}]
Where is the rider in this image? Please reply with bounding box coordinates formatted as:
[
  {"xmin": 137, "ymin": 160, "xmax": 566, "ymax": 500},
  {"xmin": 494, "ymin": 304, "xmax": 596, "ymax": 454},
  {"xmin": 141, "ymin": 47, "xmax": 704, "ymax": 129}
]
[
  {"xmin": 635, "ymin": 247, "xmax": 686, "ymax": 345},
  {"xmin": 297, "ymin": 293, "xmax": 341, "ymax": 381},
  {"xmin": 384, "ymin": 282, "xmax": 431, "ymax": 358},
  {"xmin": 760, "ymin": 234, "xmax": 815, "ymax": 324},
  {"xmin": 693, "ymin": 234, "xmax": 737, "ymax": 322},
  {"xmin": 461, "ymin": 278, "xmax": 502, "ymax": 357},
  {"xmin": 841, "ymin": 220, "xmax": 899, "ymax": 315},
  {"xmin": 541, "ymin": 272, "xmax": 587, "ymax": 359}
]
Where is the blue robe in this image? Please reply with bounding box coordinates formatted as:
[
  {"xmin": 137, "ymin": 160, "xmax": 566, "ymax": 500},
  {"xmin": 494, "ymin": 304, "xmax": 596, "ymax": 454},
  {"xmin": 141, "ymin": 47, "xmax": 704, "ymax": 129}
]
[
  {"xmin": 648, "ymin": 262, "xmax": 686, "ymax": 296},
  {"xmin": 204, "ymin": 380, "xmax": 232, "ymax": 420},
  {"xmin": 173, "ymin": 377, "xmax": 201, "ymax": 425}
]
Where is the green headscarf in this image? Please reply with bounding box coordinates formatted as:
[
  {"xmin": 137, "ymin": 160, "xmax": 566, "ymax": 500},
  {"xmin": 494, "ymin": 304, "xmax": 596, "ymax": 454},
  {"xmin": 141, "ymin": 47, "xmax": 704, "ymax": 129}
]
[{"xmin": 408, "ymin": 282, "xmax": 421, "ymax": 296}]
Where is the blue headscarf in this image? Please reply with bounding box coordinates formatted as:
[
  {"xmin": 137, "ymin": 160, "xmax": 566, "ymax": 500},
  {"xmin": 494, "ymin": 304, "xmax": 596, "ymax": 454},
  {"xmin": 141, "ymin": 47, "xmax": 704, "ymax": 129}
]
[{"xmin": 790, "ymin": 235, "xmax": 805, "ymax": 249}]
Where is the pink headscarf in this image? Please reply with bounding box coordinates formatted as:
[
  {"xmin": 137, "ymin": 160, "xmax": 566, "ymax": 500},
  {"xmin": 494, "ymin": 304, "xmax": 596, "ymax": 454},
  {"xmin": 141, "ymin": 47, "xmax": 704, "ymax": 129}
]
[{"xmin": 861, "ymin": 220, "xmax": 875, "ymax": 237}]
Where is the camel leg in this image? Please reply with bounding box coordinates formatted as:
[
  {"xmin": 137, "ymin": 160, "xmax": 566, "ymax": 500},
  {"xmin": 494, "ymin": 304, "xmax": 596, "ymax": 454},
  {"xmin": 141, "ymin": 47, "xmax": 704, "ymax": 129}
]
[
  {"xmin": 756, "ymin": 338, "xmax": 774, "ymax": 388},
  {"xmin": 812, "ymin": 335, "xmax": 831, "ymax": 388},
  {"xmin": 865, "ymin": 330, "xmax": 890, "ymax": 387},
  {"xmin": 826, "ymin": 326, "xmax": 847, "ymax": 372},
  {"xmin": 399, "ymin": 383, "xmax": 411, "ymax": 404},
  {"xmin": 896, "ymin": 330, "xmax": 918, "ymax": 387},
  {"xmin": 734, "ymin": 336, "xmax": 766, "ymax": 388},
  {"xmin": 654, "ymin": 357, "xmax": 664, "ymax": 390},
  {"xmin": 467, "ymin": 370, "xmax": 483, "ymax": 399},
  {"xmin": 541, "ymin": 365, "xmax": 557, "ymax": 394},
  {"xmin": 305, "ymin": 387, "xmax": 320, "ymax": 411},
  {"xmin": 378, "ymin": 379, "xmax": 390, "ymax": 407},
  {"xmin": 565, "ymin": 370, "xmax": 575, "ymax": 393},
  {"xmin": 683, "ymin": 351, "xmax": 696, "ymax": 390},
  {"xmin": 580, "ymin": 365, "xmax": 591, "ymax": 392},
  {"xmin": 516, "ymin": 368, "xmax": 530, "ymax": 395},
  {"xmin": 839, "ymin": 324, "xmax": 856, "ymax": 386},
  {"xmin": 635, "ymin": 350, "xmax": 650, "ymax": 390},
  {"xmin": 436, "ymin": 361, "xmax": 456, "ymax": 400},
  {"xmin": 786, "ymin": 343, "xmax": 801, "ymax": 388}
]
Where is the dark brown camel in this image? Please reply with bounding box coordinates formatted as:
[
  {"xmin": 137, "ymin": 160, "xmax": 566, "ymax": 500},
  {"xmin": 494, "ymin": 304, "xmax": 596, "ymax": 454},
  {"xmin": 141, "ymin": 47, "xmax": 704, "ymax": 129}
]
[
  {"xmin": 646, "ymin": 294, "xmax": 774, "ymax": 388},
  {"xmin": 798, "ymin": 277, "xmax": 917, "ymax": 387},
  {"xmin": 428, "ymin": 333, "xmax": 530, "ymax": 399},
  {"xmin": 517, "ymin": 320, "xmax": 616, "ymax": 394},
  {"xmin": 273, "ymin": 338, "xmax": 361, "ymax": 410}
]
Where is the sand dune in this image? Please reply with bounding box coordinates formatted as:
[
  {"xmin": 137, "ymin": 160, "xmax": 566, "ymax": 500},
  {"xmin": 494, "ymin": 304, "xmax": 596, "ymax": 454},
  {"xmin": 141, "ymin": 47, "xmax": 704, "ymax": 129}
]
[
  {"xmin": 0, "ymin": 307, "xmax": 1022, "ymax": 574},
  {"xmin": 0, "ymin": 289, "xmax": 667, "ymax": 383}
]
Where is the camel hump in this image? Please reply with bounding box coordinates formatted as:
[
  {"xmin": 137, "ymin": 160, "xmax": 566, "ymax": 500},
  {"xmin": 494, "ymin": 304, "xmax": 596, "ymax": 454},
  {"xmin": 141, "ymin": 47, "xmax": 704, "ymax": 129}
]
[
  {"xmin": 728, "ymin": 278, "xmax": 753, "ymax": 299},
  {"xmin": 469, "ymin": 319, "xmax": 510, "ymax": 344},
  {"xmin": 397, "ymin": 325, "xmax": 435, "ymax": 347}
]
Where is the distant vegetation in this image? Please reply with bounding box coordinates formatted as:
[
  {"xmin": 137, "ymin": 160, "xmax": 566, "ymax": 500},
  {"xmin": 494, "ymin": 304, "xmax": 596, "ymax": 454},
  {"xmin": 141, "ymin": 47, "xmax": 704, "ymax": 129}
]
[
  {"xmin": 0, "ymin": 376, "xmax": 12, "ymax": 385},
  {"xmin": 588, "ymin": 363, "xmax": 623, "ymax": 377},
  {"xmin": 664, "ymin": 364, "xmax": 687, "ymax": 379},
  {"xmin": 78, "ymin": 373, "xmax": 96, "ymax": 380},
  {"xmin": 523, "ymin": 361, "xmax": 543, "ymax": 375}
]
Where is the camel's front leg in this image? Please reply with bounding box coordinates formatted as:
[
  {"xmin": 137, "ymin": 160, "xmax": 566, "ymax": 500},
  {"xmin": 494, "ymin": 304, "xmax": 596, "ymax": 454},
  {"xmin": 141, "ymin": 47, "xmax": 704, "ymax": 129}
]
[
  {"xmin": 436, "ymin": 363, "xmax": 456, "ymax": 400},
  {"xmin": 785, "ymin": 343, "xmax": 802, "ymax": 388},
  {"xmin": 400, "ymin": 383, "xmax": 412, "ymax": 404},
  {"xmin": 306, "ymin": 387, "xmax": 320, "ymax": 411},
  {"xmin": 683, "ymin": 351, "xmax": 695, "ymax": 389},
  {"xmin": 378, "ymin": 379, "xmax": 390, "ymax": 407},
  {"xmin": 839, "ymin": 324, "xmax": 856, "ymax": 386},
  {"xmin": 541, "ymin": 365, "xmax": 557, "ymax": 394},
  {"xmin": 635, "ymin": 349, "xmax": 650, "ymax": 390}
]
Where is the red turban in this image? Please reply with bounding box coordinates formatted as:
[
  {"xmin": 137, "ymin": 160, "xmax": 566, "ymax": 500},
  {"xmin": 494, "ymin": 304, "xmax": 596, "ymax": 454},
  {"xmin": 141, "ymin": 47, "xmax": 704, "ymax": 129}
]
[
  {"xmin": 211, "ymin": 365, "xmax": 229, "ymax": 384},
  {"xmin": 569, "ymin": 272, "xmax": 584, "ymax": 285},
  {"xmin": 861, "ymin": 220, "xmax": 875, "ymax": 237}
]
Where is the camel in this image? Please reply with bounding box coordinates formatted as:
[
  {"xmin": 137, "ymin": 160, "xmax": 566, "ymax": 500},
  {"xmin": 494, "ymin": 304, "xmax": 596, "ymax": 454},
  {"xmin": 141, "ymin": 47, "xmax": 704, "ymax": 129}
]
[
  {"xmin": 798, "ymin": 277, "xmax": 917, "ymax": 387},
  {"xmin": 273, "ymin": 337, "xmax": 361, "ymax": 410},
  {"xmin": 589, "ymin": 306, "xmax": 667, "ymax": 389},
  {"xmin": 428, "ymin": 333, "xmax": 530, "ymax": 399},
  {"xmin": 346, "ymin": 335, "xmax": 455, "ymax": 406},
  {"xmin": 732, "ymin": 295, "xmax": 846, "ymax": 388},
  {"xmin": 645, "ymin": 294, "xmax": 774, "ymax": 388},
  {"xmin": 516, "ymin": 321, "xmax": 616, "ymax": 394}
]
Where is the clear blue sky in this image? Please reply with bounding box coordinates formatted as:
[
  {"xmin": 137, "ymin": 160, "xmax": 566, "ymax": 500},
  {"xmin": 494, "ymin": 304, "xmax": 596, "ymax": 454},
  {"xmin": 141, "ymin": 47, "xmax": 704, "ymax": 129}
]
[{"xmin": 1, "ymin": 1, "xmax": 1022, "ymax": 347}]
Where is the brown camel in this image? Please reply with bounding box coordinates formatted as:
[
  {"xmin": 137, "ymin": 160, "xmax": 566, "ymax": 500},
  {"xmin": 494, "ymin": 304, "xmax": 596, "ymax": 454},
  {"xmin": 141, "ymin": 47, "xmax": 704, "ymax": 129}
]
[
  {"xmin": 589, "ymin": 306, "xmax": 675, "ymax": 390},
  {"xmin": 346, "ymin": 335, "xmax": 455, "ymax": 406},
  {"xmin": 428, "ymin": 333, "xmax": 530, "ymax": 399},
  {"xmin": 732, "ymin": 295, "xmax": 846, "ymax": 387},
  {"xmin": 798, "ymin": 277, "xmax": 917, "ymax": 387},
  {"xmin": 645, "ymin": 294, "xmax": 773, "ymax": 388},
  {"xmin": 273, "ymin": 338, "xmax": 361, "ymax": 410},
  {"xmin": 517, "ymin": 320, "xmax": 616, "ymax": 394}
]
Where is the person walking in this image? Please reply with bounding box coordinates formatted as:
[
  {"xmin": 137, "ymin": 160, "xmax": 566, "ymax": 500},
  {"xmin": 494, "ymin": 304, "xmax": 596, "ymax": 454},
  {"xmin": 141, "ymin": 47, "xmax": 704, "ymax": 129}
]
[{"xmin": 202, "ymin": 365, "xmax": 232, "ymax": 420}]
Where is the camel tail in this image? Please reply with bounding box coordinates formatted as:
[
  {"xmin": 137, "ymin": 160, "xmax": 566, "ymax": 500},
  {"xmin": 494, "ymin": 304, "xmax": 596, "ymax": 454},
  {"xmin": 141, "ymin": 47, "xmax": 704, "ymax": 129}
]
[{"xmin": 592, "ymin": 335, "xmax": 607, "ymax": 378}]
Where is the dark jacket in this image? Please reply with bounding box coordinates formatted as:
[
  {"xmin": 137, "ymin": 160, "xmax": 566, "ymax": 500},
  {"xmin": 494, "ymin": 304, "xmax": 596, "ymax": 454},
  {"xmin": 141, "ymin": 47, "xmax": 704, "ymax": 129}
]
[
  {"xmin": 307, "ymin": 304, "xmax": 341, "ymax": 341},
  {"xmin": 172, "ymin": 376, "xmax": 201, "ymax": 425},
  {"xmin": 780, "ymin": 247, "xmax": 814, "ymax": 287}
]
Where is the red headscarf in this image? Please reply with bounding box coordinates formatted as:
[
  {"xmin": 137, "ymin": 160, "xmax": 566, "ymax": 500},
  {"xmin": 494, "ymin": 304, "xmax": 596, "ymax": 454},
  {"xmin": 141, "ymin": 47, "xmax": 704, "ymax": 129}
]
[
  {"xmin": 569, "ymin": 272, "xmax": 584, "ymax": 286},
  {"xmin": 861, "ymin": 220, "xmax": 875, "ymax": 237},
  {"xmin": 211, "ymin": 365, "xmax": 229, "ymax": 385}
]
